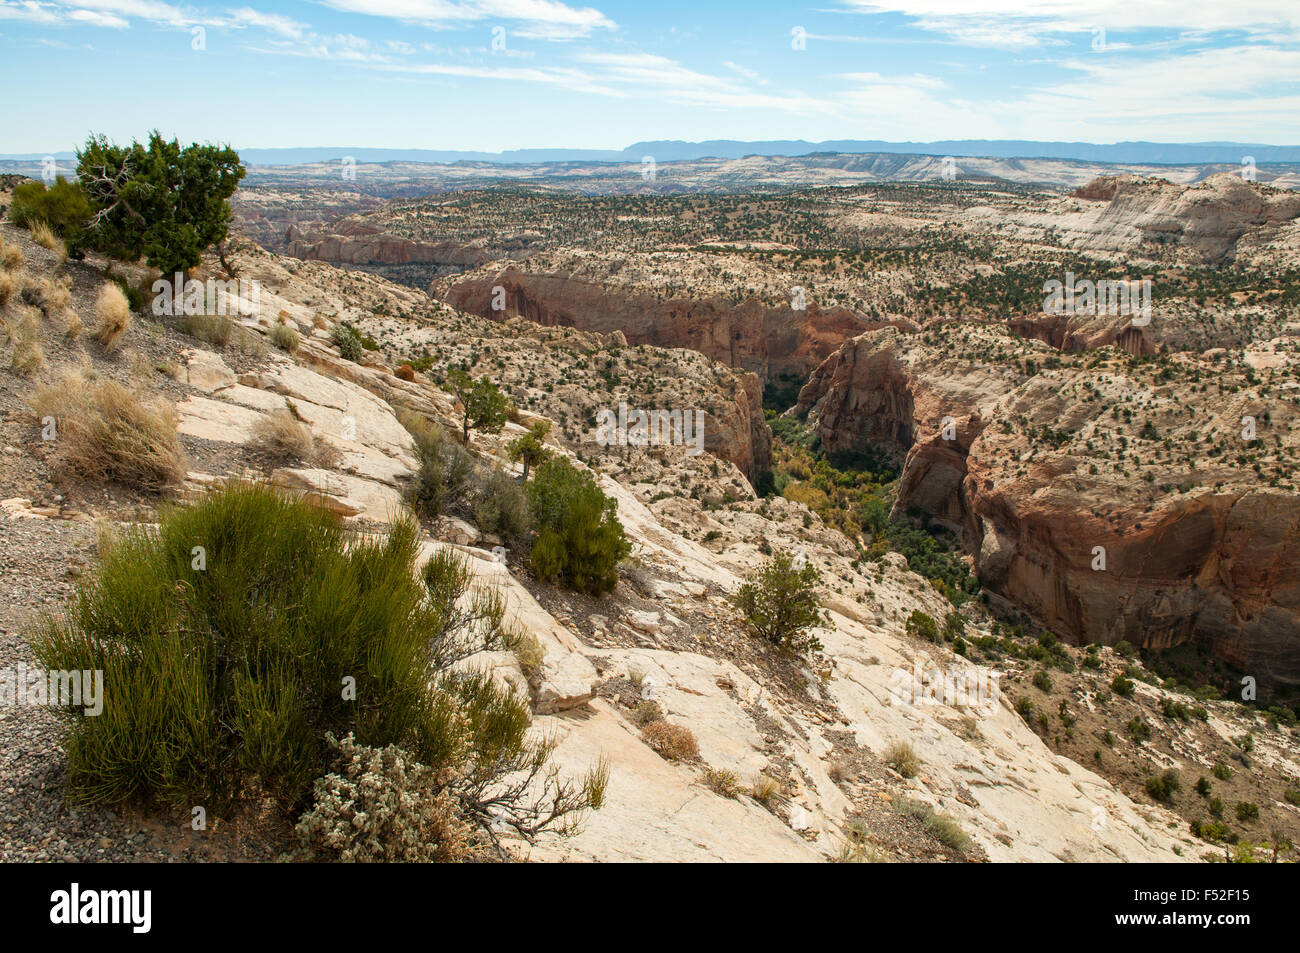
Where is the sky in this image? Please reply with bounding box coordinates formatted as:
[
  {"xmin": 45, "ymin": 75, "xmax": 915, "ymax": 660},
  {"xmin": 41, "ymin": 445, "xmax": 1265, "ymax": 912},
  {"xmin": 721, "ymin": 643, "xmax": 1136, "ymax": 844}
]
[{"xmin": 1, "ymin": 0, "xmax": 1299, "ymax": 154}]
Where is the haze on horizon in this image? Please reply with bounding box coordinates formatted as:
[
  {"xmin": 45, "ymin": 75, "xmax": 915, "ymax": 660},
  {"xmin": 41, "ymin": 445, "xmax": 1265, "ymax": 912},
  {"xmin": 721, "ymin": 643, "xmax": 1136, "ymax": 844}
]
[{"xmin": 1, "ymin": 0, "xmax": 1298, "ymax": 155}]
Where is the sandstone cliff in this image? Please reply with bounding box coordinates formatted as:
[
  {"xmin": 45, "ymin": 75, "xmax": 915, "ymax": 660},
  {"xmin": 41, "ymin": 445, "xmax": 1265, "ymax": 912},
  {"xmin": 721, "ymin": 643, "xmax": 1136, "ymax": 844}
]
[
  {"xmin": 797, "ymin": 325, "xmax": 1300, "ymax": 686},
  {"xmin": 437, "ymin": 264, "xmax": 896, "ymax": 384}
]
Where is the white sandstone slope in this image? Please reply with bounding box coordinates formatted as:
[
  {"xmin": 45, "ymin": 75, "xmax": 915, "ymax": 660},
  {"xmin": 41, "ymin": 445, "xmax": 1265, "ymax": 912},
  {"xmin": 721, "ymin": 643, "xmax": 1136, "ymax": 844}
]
[{"xmin": 38, "ymin": 243, "xmax": 1197, "ymax": 864}]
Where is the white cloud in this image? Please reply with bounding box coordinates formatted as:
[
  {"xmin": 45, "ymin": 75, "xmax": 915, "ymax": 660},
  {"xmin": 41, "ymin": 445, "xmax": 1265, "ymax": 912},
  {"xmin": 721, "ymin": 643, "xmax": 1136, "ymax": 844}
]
[
  {"xmin": 837, "ymin": 1, "xmax": 1300, "ymax": 42},
  {"xmin": 227, "ymin": 6, "xmax": 307, "ymax": 39},
  {"xmin": 316, "ymin": 0, "xmax": 615, "ymax": 40}
]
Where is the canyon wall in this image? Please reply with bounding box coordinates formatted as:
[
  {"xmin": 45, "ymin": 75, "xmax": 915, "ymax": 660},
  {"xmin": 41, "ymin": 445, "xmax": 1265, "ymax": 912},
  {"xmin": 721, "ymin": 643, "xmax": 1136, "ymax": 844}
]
[
  {"xmin": 797, "ymin": 327, "xmax": 1300, "ymax": 686},
  {"xmin": 438, "ymin": 265, "xmax": 895, "ymax": 383}
]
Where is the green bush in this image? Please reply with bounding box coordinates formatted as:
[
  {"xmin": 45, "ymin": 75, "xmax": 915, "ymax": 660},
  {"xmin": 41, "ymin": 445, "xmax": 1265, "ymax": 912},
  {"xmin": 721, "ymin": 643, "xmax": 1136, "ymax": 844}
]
[
  {"xmin": 1111, "ymin": 674, "xmax": 1135, "ymax": 698},
  {"xmin": 1144, "ymin": 769, "xmax": 1181, "ymax": 803},
  {"xmin": 8, "ymin": 176, "xmax": 93, "ymax": 254},
  {"xmin": 732, "ymin": 550, "xmax": 824, "ymax": 656},
  {"xmin": 332, "ymin": 323, "xmax": 365, "ymax": 361},
  {"xmin": 526, "ymin": 456, "xmax": 630, "ymax": 594},
  {"xmin": 1235, "ymin": 801, "xmax": 1260, "ymax": 822},
  {"xmin": 31, "ymin": 482, "xmax": 603, "ymax": 845},
  {"xmin": 905, "ymin": 609, "xmax": 939, "ymax": 642},
  {"xmin": 1032, "ymin": 669, "xmax": 1053, "ymax": 692},
  {"xmin": 270, "ymin": 321, "xmax": 300, "ymax": 353},
  {"xmin": 404, "ymin": 416, "xmax": 477, "ymax": 520},
  {"xmin": 472, "ymin": 466, "xmax": 532, "ymax": 545}
]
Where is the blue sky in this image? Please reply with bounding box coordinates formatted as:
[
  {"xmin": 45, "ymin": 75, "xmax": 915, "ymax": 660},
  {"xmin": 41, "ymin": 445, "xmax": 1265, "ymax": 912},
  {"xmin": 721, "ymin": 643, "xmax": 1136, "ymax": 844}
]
[{"xmin": 1, "ymin": 0, "xmax": 1298, "ymax": 153}]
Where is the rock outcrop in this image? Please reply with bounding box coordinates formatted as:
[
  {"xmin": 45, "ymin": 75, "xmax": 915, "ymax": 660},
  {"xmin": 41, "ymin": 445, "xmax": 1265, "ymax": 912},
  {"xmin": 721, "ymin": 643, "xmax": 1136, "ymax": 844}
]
[
  {"xmin": 286, "ymin": 221, "xmax": 488, "ymax": 268},
  {"xmin": 797, "ymin": 325, "xmax": 1300, "ymax": 686},
  {"xmin": 1061, "ymin": 172, "xmax": 1300, "ymax": 265},
  {"xmin": 437, "ymin": 264, "xmax": 894, "ymax": 383}
]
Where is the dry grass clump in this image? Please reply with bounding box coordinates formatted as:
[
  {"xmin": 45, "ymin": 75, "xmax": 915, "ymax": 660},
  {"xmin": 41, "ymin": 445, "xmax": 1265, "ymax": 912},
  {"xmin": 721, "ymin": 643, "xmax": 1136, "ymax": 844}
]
[
  {"xmin": 629, "ymin": 700, "xmax": 663, "ymax": 727},
  {"xmin": 183, "ymin": 313, "xmax": 234, "ymax": 347},
  {"xmin": 751, "ymin": 773, "xmax": 785, "ymax": 806},
  {"xmin": 270, "ymin": 321, "xmax": 300, "ymax": 353},
  {"xmin": 29, "ymin": 221, "xmax": 66, "ymax": 264},
  {"xmin": 395, "ymin": 363, "xmax": 415, "ymax": 382},
  {"xmin": 1, "ymin": 239, "xmax": 25, "ymax": 272},
  {"xmin": 0, "ymin": 270, "xmax": 17, "ymax": 309},
  {"xmin": 30, "ymin": 367, "xmax": 186, "ymax": 489},
  {"xmin": 249, "ymin": 405, "xmax": 342, "ymax": 468},
  {"xmin": 22, "ymin": 274, "xmax": 72, "ymax": 321},
  {"xmin": 5, "ymin": 309, "xmax": 46, "ymax": 375},
  {"xmin": 93, "ymin": 282, "xmax": 132, "ymax": 350},
  {"xmin": 641, "ymin": 720, "xmax": 699, "ymax": 762},
  {"xmin": 884, "ymin": 741, "xmax": 920, "ymax": 778},
  {"xmin": 30, "ymin": 220, "xmax": 58, "ymax": 250}
]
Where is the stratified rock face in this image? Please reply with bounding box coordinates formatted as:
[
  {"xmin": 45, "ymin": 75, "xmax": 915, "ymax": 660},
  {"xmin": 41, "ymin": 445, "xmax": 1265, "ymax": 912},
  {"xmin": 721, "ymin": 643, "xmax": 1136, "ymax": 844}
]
[
  {"xmin": 1063, "ymin": 172, "xmax": 1300, "ymax": 266},
  {"xmin": 437, "ymin": 265, "xmax": 888, "ymax": 383},
  {"xmin": 286, "ymin": 221, "xmax": 487, "ymax": 268},
  {"xmin": 798, "ymin": 326, "xmax": 1300, "ymax": 686}
]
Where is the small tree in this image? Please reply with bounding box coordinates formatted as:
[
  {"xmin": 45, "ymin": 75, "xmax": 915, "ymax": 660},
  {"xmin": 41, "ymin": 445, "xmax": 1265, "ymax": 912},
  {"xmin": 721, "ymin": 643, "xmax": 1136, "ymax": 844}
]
[
  {"xmin": 905, "ymin": 609, "xmax": 939, "ymax": 642},
  {"xmin": 76, "ymin": 130, "xmax": 245, "ymax": 284},
  {"xmin": 447, "ymin": 369, "xmax": 507, "ymax": 443},
  {"xmin": 732, "ymin": 551, "xmax": 823, "ymax": 656},
  {"xmin": 508, "ymin": 421, "xmax": 552, "ymax": 480}
]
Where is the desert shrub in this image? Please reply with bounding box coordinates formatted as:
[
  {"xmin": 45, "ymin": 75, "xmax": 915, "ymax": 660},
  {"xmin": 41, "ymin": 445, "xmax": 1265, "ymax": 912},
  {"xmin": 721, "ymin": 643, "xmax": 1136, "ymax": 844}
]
[
  {"xmin": 507, "ymin": 630, "xmax": 545, "ymax": 679},
  {"xmin": 751, "ymin": 773, "xmax": 784, "ymax": 806},
  {"xmin": 0, "ymin": 239, "xmax": 24, "ymax": 272},
  {"xmin": 1196, "ymin": 777, "xmax": 1212, "ymax": 797},
  {"xmin": 31, "ymin": 483, "xmax": 606, "ymax": 846},
  {"xmin": 641, "ymin": 721, "xmax": 699, "ymax": 762},
  {"xmin": 527, "ymin": 455, "xmax": 630, "ymax": 594},
  {"xmin": 1111, "ymin": 674, "xmax": 1135, "ymax": 697},
  {"xmin": 93, "ymin": 282, "xmax": 132, "ymax": 350},
  {"xmin": 1235, "ymin": 801, "xmax": 1260, "ymax": 822},
  {"xmin": 885, "ymin": 741, "xmax": 920, "ymax": 778},
  {"xmin": 404, "ymin": 416, "xmax": 477, "ymax": 519},
  {"xmin": 1032, "ymin": 669, "xmax": 1053, "ymax": 692},
  {"xmin": 30, "ymin": 219, "xmax": 60, "ymax": 254},
  {"xmin": 296, "ymin": 733, "xmax": 483, "ymax": 862},
  {"xmin": 6, "ymin": 310, "xmax": 45, "ymax": 374},
  {"xmin": 183, "ymin": 313, "xmax": 234, "ymax": 347},
  {"xmin": 702, "ymin": 767, "xmax": 740, "ymax": 798},
  {"xmin": 1212, "ymin": 762, "xmax": 1233, "ymax": 781},
  {"xmin": 894, "ymin": 797, "xmax": 972, "ymax": 853},
  {"xmin": 732, "ymin": 550, "xmax": 823, "ymax": 656},
  {"xmin": 270, "ymin": 321, "xmax": 300, "ymax": 354},
  {"xmin": 1127, "ymin": 716, "xmax": 1151, "ymax": 742},
  {"xmin": 8, "ymin": 177, "xmax": 93, "ymax": 253},
  {"xmin": 0, "ymin": 270, "xmax": 16, "ymax": 308},
  {"xmin": 630, "ymin": 700, "xmax": 663, "ymax": 727},
  {"xmin": 331, "ymin": 322, "xmax": 364, "ymax": 361},
  {"xmin": 905, "ymin": 609, "xmax": 939, "ymax": 642},
  {"xmin": 249, "ymin": 407, "xmax": 315, "ymax": 463},
  {"xmin": 395, "ymin": 363, "xmax": 415, "ymax": 382},
  {"xmin": 30, "ymin": 369, "xmax": 185, "ymax": 488},
  {"xmin": 472, "ymin": 466, "xmax": 532, "ymax": 545},
  {"xmin": 1015, "ymin": 696, "xmax": 1035, "ymax": 723},
  {"xmin": 1145, "ymin": 769, "xmax": 1181, "ymax": 803},
  {"xmin": 22, "ymin": 273, "xmax": 71, "ymax": 320}
]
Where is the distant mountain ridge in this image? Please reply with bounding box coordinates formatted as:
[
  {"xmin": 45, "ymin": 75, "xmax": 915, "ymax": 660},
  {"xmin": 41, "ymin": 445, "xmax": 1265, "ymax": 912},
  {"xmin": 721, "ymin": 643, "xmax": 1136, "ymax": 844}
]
[{"xmin": 6, "ymin": 139, "xmax": 1300, "ymax": 167}]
